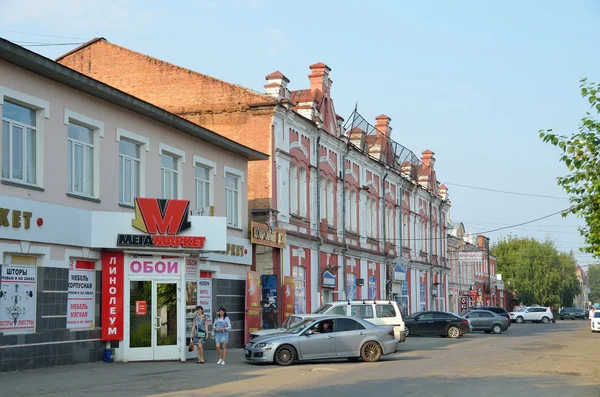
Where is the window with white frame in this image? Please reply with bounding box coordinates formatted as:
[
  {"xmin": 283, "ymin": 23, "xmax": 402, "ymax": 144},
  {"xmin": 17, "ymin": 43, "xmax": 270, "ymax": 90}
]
[
  {"xmin": 289, "ymin": 164, "xmax": 298, "ymax": 215},
  {"xmin": 225, "ymin": 172, "xmax": 240, "ymax": 228},
  {"xmin": 195, "ymin": 165, "xmax": 211, "ymax": 214},
  {"xmin": 320, "ymin": 178, "xmax": 326, "ymax": 221},
  {"xmin": 293, "ymin": 265, "xmax": 306, "ymax": 314},
  {"xmin": 366, "ymin": 198, "xmax": 372, "ymax": 238},
  {"xmin": 326, "ymin": 179, "xmax": 334, "ymax": 225},
  {"xmin": 402, "ymin": 213, "xmax": 409, "ymax": 247},
  {"xmin": 350, "ymin": 189, "xmax": 357, "ymax": 232},
  {"xmin": 346, "ymin": 273, "xmax": 357, "ymax": 300},
  {"xmin": 117, "ymin": 128, "xmax": 147, "ymax": 205},
  {"xmin": 368, "ymin": 276, "xmax": 377, "ymax": 300},
  {"xmin": 2, "ymin": 100, "xmax": 37, "ymax": 185},
  {"xmin": 161, "ymin": 152, "xmax": 179, "ymax": 199},
  {"xmin": 386, "ymin": 207, "xmax": 394, "ymax": 242},
  {"xmin": 67, "ymin": 122, "xmax": 94, "ymax": 197},
  {"xmin": 299, "ymin": 168, "xmax": 307, "ymax": 217},
  {"xmin": 345, "ymin": 188, "xmax": 351, "ymax": 229}
]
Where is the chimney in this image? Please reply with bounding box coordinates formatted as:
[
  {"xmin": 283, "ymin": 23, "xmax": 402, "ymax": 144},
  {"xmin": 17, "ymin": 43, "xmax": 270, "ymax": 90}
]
[
  {"xmin": 308, "ymin": 62, "xmax": 331, "ymax": 97},
  {"xmin": 264, "ymin": 71, "xmax": 290, "ymax": 101},
  {"xmin": 375, "ymin": 114, "xmax": 392, "ymax": 137},
  {"xmin": 421, "ymin": 149, "xmax": 435, "ymax": 167}
]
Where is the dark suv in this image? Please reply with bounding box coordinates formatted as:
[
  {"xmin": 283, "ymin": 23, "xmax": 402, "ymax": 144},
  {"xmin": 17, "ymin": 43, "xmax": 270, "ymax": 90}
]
[
  {"xmin": 560, "ymin": 307, "xmax": 586, "ymax": 320},
  {"xmin": 469, "ymin": 306, "xmax": 511, "ymax": 327}
]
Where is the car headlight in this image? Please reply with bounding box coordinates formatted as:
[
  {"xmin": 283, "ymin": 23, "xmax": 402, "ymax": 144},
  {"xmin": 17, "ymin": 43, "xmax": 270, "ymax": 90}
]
[{"xmin": 256, "ymin": 342, "xmax": 273, "ymax": 348}]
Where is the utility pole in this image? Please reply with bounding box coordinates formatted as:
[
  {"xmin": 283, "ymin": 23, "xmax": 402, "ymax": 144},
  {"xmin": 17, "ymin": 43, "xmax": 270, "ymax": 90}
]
[{"xmin": 486, "ymin": 236, "xmax": 491, "ymax": 305}]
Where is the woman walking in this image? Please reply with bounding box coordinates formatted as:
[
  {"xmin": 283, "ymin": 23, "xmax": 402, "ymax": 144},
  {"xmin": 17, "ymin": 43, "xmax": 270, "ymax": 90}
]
[
  {"xmin": 190, "ymin": 305, "xmax": 209, "ymax": 364},
  {"xmin": 213, "ymin": 306, "xmax": 232, "ymax": 365}
]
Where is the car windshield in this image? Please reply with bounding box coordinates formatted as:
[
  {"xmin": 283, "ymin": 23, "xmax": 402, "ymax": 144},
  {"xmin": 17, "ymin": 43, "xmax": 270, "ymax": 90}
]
[
  {"xmin": 280, "ymin": 315, "xmax": 301, "ymax": 329},
  {"xmin": 314, "ymin": 304, "xmax": 332, "ymax": 314},
  {"xmin": 285, "ymin": 318, "xmax": 316, "ymax": 333},
  {"xmin": 518, "ymin": 307, "xmax": 528, "ymax": 312},
  {"xmin": 406, "ymin": 312, "xmax": 422, "ymax": 319}
]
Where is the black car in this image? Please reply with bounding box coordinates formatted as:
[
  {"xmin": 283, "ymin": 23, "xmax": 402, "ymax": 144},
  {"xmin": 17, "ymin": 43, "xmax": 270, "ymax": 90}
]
[
  {"xmin": 468, "ymin": 306, "xmax": 511, "ymax": 327},
  {"xmin": 560, "ymin": 308, "xmax": 586, "ymax": 320},
  {"xmin": 404, "ymin": 311, "xmax": 470, "ymax": 338}
]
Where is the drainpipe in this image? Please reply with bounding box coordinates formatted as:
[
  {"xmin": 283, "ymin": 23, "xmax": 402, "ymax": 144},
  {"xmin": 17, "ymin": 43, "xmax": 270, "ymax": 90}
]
[
  {"xmin": 316, "ymin": 128, "xmax": 322, "ymax": 306},
  {"xmin": 341, "ymin": 141, "xmax": 351, "ymax": 300},
  {"xmin": 429, "ymin": 201, "xmax": 434, "ymax": 309},
  {"xmin": 381, "ymin": 169, "xmax": 389, "ymax": 299}
]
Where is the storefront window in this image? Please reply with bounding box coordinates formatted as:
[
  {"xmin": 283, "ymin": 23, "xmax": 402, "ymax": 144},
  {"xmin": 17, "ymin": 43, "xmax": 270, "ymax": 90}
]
[
  {"xmin": 419, "ymin": 282, "xmax": 426, "ymax": 311},
  {"xmin": 346, "ymin": 273, "xmax": 357, "ymax": 300},
  {"xmin": 401, "ymin": 281, "xmax": 409, "ymax": 317},
  {"xmin": 437, "ymin": 283, "xmax": 445, "ymax": 312},
  {"xmin": 368, "ymin": 276, "xmax": 377, "ymax": 300},
  {"xmin": 293, "ymin": 266, "xmax": 306, "ymax": 314}
]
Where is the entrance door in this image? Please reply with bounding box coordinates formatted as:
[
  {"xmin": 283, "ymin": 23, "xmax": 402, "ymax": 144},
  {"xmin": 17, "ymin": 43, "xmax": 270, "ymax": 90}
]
[{"xmin": 128, "ymin": 280, "xmax": 180, "ymax": 361}]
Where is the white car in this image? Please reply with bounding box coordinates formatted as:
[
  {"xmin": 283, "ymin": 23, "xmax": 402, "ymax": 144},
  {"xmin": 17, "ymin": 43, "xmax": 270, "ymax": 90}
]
[
  {"xmin": 313, "ymin": 300, "xmax": 406, "ymax": 343},
  {"xmin": 509, "ymin": 306, "xmax": 554, "ymax": 324},
  {"xmin": 591, "ymin": 311, "xmax": 600, "ymax": 332}
]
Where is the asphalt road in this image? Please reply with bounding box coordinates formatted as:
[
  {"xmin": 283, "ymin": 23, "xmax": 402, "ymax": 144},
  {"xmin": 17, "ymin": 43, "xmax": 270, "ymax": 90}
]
[{"xmin": 3, "ymin": 320, "xmax": 599, "ymax": 397}]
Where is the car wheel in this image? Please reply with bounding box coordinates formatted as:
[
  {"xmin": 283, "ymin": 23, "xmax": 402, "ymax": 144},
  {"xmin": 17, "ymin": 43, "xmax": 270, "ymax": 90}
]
[
  {"xmin": 274, "ymin": 345, "xmax": 296, "ymax": 366},
  {"xmin": 492, "ymin": 324, "xmax": 502, "ymax": 334},
  {"xmin": 447, "ymin": 326, "xmax": 461, "ymax": 339},
  {"xmin": 405, "ymin": 326, "xmax": 410, "ymax": 337},
  {"xmin": 516, "ymin": 316, "xmax": 524, "ymax": 324},
  {"xmin": 541, "ymin": 316, "xmax": 549, "ymax": 324},
  {"xmin": 360, "ymin": 341, "xmax": 382, "ymax": 363}
]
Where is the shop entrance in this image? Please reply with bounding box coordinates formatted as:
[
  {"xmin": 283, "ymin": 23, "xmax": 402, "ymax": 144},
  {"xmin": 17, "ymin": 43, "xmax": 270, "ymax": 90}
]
[{"xmin": 128, "ymin": 280, "xmax": 180, "ymax": 361}]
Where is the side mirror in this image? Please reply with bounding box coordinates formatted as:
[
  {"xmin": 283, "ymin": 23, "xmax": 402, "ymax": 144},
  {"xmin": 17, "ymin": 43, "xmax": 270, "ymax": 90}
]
[{"xmin": 414, "ymin": 317, "xmax": 419, "ymax": 321}]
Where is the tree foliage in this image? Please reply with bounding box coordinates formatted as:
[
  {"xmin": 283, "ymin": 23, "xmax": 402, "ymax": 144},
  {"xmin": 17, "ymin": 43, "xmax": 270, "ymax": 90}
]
[
  {"xmin": 492, "ymin": 236, "xmax": 580, "ymax": 307},
  {"xmin": 540, "ymin": 79, "xmax": 600, "ymax": 257},
  {"xmin": 588, "ymin": 264, "xmax": 600, "ymax": 303}
]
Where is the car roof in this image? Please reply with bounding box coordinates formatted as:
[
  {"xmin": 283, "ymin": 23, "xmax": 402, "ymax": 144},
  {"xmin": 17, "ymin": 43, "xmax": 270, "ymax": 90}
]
[
  {"xmin": 329, "ymin": 300, "xmax": 398, "ymax": 305},
  {"xmin": 465, "ymin": 309, "xmax": 498, "ymax": 315}
]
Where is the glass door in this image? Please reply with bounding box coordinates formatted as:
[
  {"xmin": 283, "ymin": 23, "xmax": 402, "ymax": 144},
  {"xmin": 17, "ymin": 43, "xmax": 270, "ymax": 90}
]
[{"xmin": 128, "ymin": 280, "xmax": 180, "ymax": 361}]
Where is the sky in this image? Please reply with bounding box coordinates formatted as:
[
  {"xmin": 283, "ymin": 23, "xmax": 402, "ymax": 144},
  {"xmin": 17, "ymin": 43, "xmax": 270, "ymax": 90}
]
[{"xmin": 1, "ymin": 0, "xmax": 599, "ymax": 267}]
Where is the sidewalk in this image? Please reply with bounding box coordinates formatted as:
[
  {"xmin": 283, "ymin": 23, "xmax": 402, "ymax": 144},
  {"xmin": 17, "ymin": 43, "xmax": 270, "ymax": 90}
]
[{"xmin": 0, "ymin": 348, "xmax": 263, "ymax": 397}]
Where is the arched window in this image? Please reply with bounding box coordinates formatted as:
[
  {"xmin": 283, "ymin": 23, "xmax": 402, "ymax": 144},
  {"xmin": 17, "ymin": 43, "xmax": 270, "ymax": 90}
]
[
  {"xmin": 368, "ymin": 276, "xmax": 377, "ymax": 300},
  {"xmin": 293, "ymin": 265, "xmax": 306, "ymax": 314},
  {"xmin": 346, "ymin": 273, "xmax": 357, "ymax": 300}
]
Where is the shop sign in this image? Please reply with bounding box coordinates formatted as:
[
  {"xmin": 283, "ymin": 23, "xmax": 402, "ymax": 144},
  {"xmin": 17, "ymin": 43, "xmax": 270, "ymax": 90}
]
[
  {"xmin": 250, "ymin": 221, "xmax": 286, "ymax": 248},
  {"xmin": 0, "ymin": 265, "xmax": 37, "ymax": 332},
  {"xmin": 135, "ymin": 301, "xmax": 147, "ymax": 316},
  {"xmin": 128, "ymin": 256, "xmax": 180, "ymax": 276},
  {"xmin": 283, "ymin": 276, "xmax": 295, "ymax": 319},
  {"xmin": 460, "ymin": 296, "xmax": 468, "ymax": 312},
  {"xmin": 0, "ymin": 208, "xmax": 36, "ymax": 229},
  {"xmin": 458, "ymin": 252, "xmax": 483, "ymax": 262},
  {"xmin": 66, "ymin": 260, "xmax": 96, "ymax": 329},
  {"xmin": 198, "ymin": 277, "xmax": 213, "ymax": 323},
  {"xmin": 201, "ymin": 237, "xmax": 252, "ymax": 265},
  {"xmin": 245, "ymin": 271, "xmax": 261, "ymax": 345},
  {"xmin": 322, "ymin": 271, "xmax": 337, "ymax": 288},
  {"xmin": 101, "ymin": 252, "xmax": 124, "ymax": 341},
  {"xmin": 117, "ymin": 198, "xmax": 206, "ymax": 249},
  {"xmin": 392, "ymin": 263, "xmax": 407, "ymax": 282}
]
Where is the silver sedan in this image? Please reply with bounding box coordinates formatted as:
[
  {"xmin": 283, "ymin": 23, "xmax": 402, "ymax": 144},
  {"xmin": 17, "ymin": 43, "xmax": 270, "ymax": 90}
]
[{"xmin": 244, "ymin": 315, "xmax": 399, "ymax": 366}]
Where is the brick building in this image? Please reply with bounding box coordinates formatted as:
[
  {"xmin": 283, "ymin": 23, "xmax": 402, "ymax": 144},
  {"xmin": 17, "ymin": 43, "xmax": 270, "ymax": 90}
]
[{"xmin": 58, "ymin": 38, "xmax": 451, "ymax": 329}]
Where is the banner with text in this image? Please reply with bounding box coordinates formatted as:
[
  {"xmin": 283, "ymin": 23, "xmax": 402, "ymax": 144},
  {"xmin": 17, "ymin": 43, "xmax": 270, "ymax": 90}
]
[
  {"xmin": 0, "ymin": 264, "xmax": 37, "ymax": 332},
  {"xmin": 66, "ymin": 260, "xmax": 96, "ymax": 329},
  {"xmin": 245, "ymin": 271, "xmax": 261, "ymax": 345},
  {"xmin": 458, "ymin": 252, "xmax": 483, "ymax": 262},
  {"xmin": 198, "ymin": 276, "xmax": 213, "ymax": 325},
  {"xmin": 283, "ymin": 276, "xmax": 295, "ymax": 320}
]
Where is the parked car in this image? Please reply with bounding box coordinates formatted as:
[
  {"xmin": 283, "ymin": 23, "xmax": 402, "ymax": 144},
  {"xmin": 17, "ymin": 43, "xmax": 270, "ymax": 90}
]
[
  {"xmin": 560, "ymin": 308, "xmax": 586, "ymax": 320},
  {"xmin": 591, "ymin": 311, "xmax": 600, "ymax": 333},
  {"xmin": 467, "ymin": 306, "xmax": 511, "ymax": 327},
  {"xmin": 403, "ymin": 311, "xmax": 471, "ymax": 338},
  {"xmin": 244, "ymin": 315, "xmax": 398, "ymax": 365},
  {"xmin": 461, "ymin": 309, "xmax": 510, "ymax": 334},
  {"xmin": 250, "ymin": 314, "xmax": 312, "ymax": 340},
  {"xmin": 314, "ymin": 300, "xmax": 406, "ymax": 343},
  {"xmin": 509, "ymin": 306, "xmax": 554, "ymax": 324}
]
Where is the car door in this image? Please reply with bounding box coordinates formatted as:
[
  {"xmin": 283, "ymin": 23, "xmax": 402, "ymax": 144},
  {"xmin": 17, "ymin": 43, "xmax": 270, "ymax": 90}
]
[
  {"xmin": 298, "ymin": 319, "xmax": 337, "ymax": 360},
  {"xmin": 478, "ymin": 312, "xmax": 495, "ymax": 329},
  {"xmin": 334, "ymin": 318, "xmax": 367, "ymax": 357},
  {"xmin": 466, "ymin": 312, "xmax": 481, "ymax": 330},
  {"xmin": 432, "ymin": 312, "xmax": 455, "ymax": 333},
  {"xmin": 413, "ymin": 312, "xmax": 435, "ymax": 334},
  {"xmin": 523, "ymin": 308, "xmax": 536, "ymax": 321}
]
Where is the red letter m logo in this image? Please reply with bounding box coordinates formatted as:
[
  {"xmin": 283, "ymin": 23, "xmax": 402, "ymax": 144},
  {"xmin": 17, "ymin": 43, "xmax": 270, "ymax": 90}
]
[{"xmin": 132, "ymin": 198, "xmax": 192, "ymax": 235}]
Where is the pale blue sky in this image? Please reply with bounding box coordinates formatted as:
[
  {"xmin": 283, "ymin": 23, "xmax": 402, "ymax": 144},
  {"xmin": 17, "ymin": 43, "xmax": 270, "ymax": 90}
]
[{"xmin": 1, "ymin": 0, "xmax": 599, "ymax": 266}]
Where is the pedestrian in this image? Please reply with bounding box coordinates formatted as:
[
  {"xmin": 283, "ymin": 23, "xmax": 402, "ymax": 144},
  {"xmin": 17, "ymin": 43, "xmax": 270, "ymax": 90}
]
[
  {"xmin": 190, "ymin": 305, "xmax": 210, "ymax": 364},
  {"xmin": 213, "ymin": 306, "xmax": 232, "ymax": 365},
  {"xmin": 550, "ymin": 306, "xmax": 556, "ymax": 323}
]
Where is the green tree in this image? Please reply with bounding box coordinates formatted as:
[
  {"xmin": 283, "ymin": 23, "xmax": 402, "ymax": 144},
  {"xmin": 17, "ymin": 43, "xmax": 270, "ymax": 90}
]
[
  {"xmin": 540, "ymin": 79, "xmax": 600, "ymax": 257},
  {"xmin": 588, "ymin": 264, "xmax": 600, "ymax": 303},
  {"xmin": 492, "ymin": 236, "xmax": 580, "ymax": 307}
]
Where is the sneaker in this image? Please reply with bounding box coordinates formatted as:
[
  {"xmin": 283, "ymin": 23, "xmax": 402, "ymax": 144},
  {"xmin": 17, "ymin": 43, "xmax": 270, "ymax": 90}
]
[
  {"xmin": 217, "ymin": 359, "xmax": 222, "ymax": 365},
  {"xmin": 220, "ymin": 361, "xmax": 225, "ymax": 365}
]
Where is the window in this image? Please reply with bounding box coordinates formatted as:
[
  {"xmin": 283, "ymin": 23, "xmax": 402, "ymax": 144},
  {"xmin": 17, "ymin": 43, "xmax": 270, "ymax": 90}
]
[
  {"xmin": 368, "ymin": 276, "xmax": 377, "ymax": 300},
  {"xmin": 293, "ymin": 265, "xmax": 306, "ymax": 314},
  {"xmin": 376, "ymin": 304, "xmax": 396, "ymax": 318},
  {"xmin": 437, "ymin": 283, "xmax": 445, "ymax": 311},
  {"xmin": 195, "ymin": 165, "xmax": 210, "ymax": 213},
  {"xmin": 331, "ymin": 305, "xmax": 347, "ymax": 315},
  {"xmin": 320, "ymin": 178, "xmax": 326, "ymax": 221},
  {"xmin": 326, "ymin": 179, "xmax": 334, "ymax": 225},
  {"xmin": 350, "ymin": 304, "xmax": 373, "ymax": 319},
  {"xmin": 418, "ymin": 313, "xmax": 433, "ymax": 320},
  {"xmin": 480, "ymin": 312, "xmax": 494, "ymax": 318},
  {"xmin": 336, "ymin": 318, "xmax": 364, "ymax": 332},
  {"xmin": 67, "ymin": 122, "xmax": 94, "ymax": 197},
  {"xmin": 346, "ymin": 273, "xmax": 357, "ymax": 300},
  {"xmin": 2, "ymin": 100, "xmax": 37, "ymax": 184},
  {"xmin": 161, "ymin": 152, "xmax": 178, "ymax": 199},
  {"xmin": 350, "ymin": 190, "xmax": 357, "ymax": 232},
  {"xmin": 289, "ymin": 164, "xmax": 298, "ymax": 215},
  {"xmin": 466, "ymin": 312, "xmax": 479, "ymax": 319},
  {"xmin": 401, "ymin": 281, "xmax": 409, "ymax": 317},
  {"xmin": 299, "ymin": 168, "xmax": 307, "ymax": 217},
  {"xmin": 225, "ymin": 173, "xmax": 240, "ymax": 228},
  {"xmin": 119, "ymin": 139, "xmax": 140, "ymax": 205},
  {"xmin": 419, "ymin": 282, "xmax": 426, "ymax": 311}
]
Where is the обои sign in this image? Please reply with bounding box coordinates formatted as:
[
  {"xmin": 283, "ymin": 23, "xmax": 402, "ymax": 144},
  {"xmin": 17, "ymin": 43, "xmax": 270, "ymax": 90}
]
[{"xmin": 117, "ymin": 198, "xmax": 206, "ymax": 249}]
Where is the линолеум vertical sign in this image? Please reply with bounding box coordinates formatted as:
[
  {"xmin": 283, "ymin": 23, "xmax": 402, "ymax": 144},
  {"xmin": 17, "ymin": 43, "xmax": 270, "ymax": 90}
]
[{"xmin": 101, "ymin": 252, "xmax": 124, "ymax": 340}]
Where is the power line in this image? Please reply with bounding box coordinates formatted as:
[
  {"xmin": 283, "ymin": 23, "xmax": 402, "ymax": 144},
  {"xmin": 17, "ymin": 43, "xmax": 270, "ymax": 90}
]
[
  {"xmin": 18, "ymin": 42, "xmax": 84, "ymax": 47},
  {"xmin": 444, "ymin": 182, "xmax": 569, "ymax": 201},
  {"xmin": 0, "ymin": 29, "xmax": 85, "ymax": 40}
]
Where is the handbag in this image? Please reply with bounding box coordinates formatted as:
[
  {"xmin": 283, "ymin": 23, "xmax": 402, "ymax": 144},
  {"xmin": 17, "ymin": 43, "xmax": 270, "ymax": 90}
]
[
  {"xmin": 188, "ymin": 342, "xmax": 194, "ymax": 352},
  {"xmin": 197, "ymin": 331, "xmax": 206, "ymax": 339}
]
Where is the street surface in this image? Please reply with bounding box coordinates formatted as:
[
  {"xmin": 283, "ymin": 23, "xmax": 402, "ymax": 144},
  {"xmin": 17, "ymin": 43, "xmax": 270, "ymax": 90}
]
[{"xmin": 2, "ymin": 321, "xmax": 599, "ymax": 397}]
